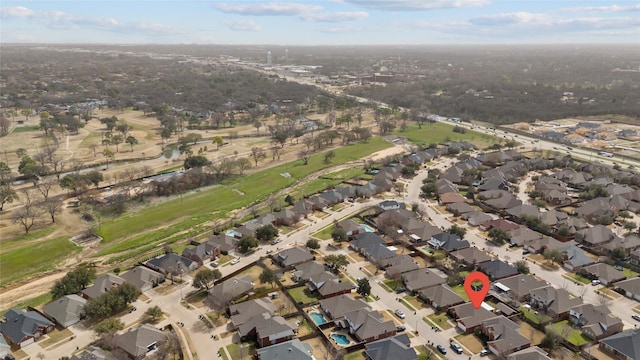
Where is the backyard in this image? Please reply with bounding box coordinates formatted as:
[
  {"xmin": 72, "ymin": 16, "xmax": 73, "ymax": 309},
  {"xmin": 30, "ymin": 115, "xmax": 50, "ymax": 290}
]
[
  {"xmin": 545, "ymin": 320, "xmax": 591, "ymax": 347},
  {"xmin": 288, "ymin": 286, "xmax": 321, "ymax": 305}
]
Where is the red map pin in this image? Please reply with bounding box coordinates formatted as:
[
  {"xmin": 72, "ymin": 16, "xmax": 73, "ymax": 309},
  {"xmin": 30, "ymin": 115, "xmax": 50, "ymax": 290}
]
[{"xmin": 464, "ymin": 271, "xmax": 490, "ymax": 309}]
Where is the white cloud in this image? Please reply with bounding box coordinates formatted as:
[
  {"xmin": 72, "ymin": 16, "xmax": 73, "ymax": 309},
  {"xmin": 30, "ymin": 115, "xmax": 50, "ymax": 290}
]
[
  {"xmin": 301, "ymin": 11, "xmax": 369, "ymax": 22},
  {"xmin": 342, "ymin": 0, "xmax": 490, "ymax": 10},
  {"xmin": 1, "ymin": 6, "xmax": 36, "ymax": 18},
  {"xmin": 562, "ymin": 4, "xmax": 640, "ymax": 13},
  {"xmin": 224, "ymin": 19, "xmax": 262, "ymax": 31},
  {"xmin": 469, "ymin": 12, "xmax": 552, "ymax": 26},
  {"xmin": 215, "ymin": 2, "xmax": 322, "ymax": 16},
  {"xmin": 0, "ymin": 6, "xmax": 179, "ymax": 36}
]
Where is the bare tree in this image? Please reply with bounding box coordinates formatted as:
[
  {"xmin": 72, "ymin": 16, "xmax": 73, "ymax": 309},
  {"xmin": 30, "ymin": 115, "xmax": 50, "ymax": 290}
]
[
  {"xmin": 41, "ymin": 197, "xmax": 63, "ymax": 223},
  {"xmin": 271, "ymin": 145, "xmax": 283, "ymax": 161},
  {"xmin": 12, "ymin": 190, "xmax": 40, "ymax": 234},
  {"xmin": 36, "ymin": 177, "xmax": 57, "ymax": 202}
]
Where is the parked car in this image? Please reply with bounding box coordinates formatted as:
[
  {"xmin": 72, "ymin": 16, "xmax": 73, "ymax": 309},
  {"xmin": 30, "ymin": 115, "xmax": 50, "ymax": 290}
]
[
  {"xmin": 230, "ymin": 258, "xmax": 240, "ymax": 265},
  {"xmin": 615, "ymin": 265, "xmax": 624, "ymax": 271},
  {"xmin": 436, "ymin": 345, "xmax": 447, "ymax": 354},
  {"xmin": 271, "ymin": 238, "xmax": 283, "ymax": 245},
  {"xmin": 480, "ymin": 349, "xmax": 491, "ymax": 356},
  {"xmin": 591, "ymin": 279, "xmax": 601, "ymax": 286},
  {"xmin": 450, "ymin": 342, "xmax": 463, "ymax": 354},
  {"xmin": 266, "ymin": 249, "xmax": 273, "ymax": 254},
  {"xmin": 395, "ymin": 287, "xmax": 406, "ymax": 294},
  {"xmin": 632, "ymin": 314, "xmax": 640, "ymax": 322},
  {"xmin": 396, "ymin": 325, "xmax": 406, "ymax": 332},
  {"xmin": 394, "ymin": 309, "xmax": 405, "ymax": 319}
]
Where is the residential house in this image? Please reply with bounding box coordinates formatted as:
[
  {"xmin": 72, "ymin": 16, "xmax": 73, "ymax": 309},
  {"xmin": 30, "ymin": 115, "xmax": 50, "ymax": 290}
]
[
  {"xmin": 0, "ymin": 309, "xmax": 54, "ymax": 348},
  {"xmin": 577, "ymin": 225, "xmax": 618, "ymax": 247},
  {"xmin": 208, "ymin": 275, "xmax": 254, "ymax": 308},
  {"xmin": 449, "ymin": 247, "xmax": 491, "ymax": 266},
  {"xmin": 479, "ymin": 190, "xmax": 523, "ymax": 212},
  {"xmin": 401, "ymin": 268, "xmax": 446, "ymax": 293},
  {"xmin": 385, "ymin": 255, "xmax": 419, "ymax": 279},
  {"xmin": 580, "ymin": 263, "xmax": 626, "ymax": 286},
  {"xmin": 509, "ymin": 226, "xmax": 544, "ymax": 246},
  {"xmin": 238, "ymin": 313, "xmax": 296, "ymax": 348},
  {"xmin": 446, "ymin": 202, "xmax": 475, "ymax": 215},
  {"xmin": 428, "ymin": 232, "xmax": 469, "ymax": 253},
  {"xmin": 274, "ymin": 246, "xmax": 313, "ymax": 268},
  {"xmin": 81, "ymin": 273, "xmax": 125, "ymax": 299},
  {"xmin": 436, "ymin": 178, "xmax": 458, "ymax": 195},
  {"xmin": 120, "ymin": 266, "xmax": 165, "ymax": 293},
  {"xmin": 569, "ymin": 303, "xmax": 623, "ymax": 340},
  {"xmin": 465, "ymin": 212, "xmax": 497, "ymax": 227},
  {"xmin": 229, "ymin": 297, "xmax": 277, "ymax": 329},
  {"xmin": 529, "ymin": 286, "xmax": 583, "ymax": 320},
  {"xmin": 632, "ymin": 248, "xmax": 640, "ymax": 266},
  {"xmin": 320, "ymin": 190, "xmax": 344, "ymax": 206},
  {"xmin": 602, "ymin": 235, "xmax": 640, "ymax": 257},
  {"xmin": 598, "ymin": 329, "xmax": 640, "ymax": 360},
  {"xmin": 256, "ymin": 339, "xmax": 314, "ymax": 360},
  {"xmin": 336, "ymin": 218, "xmax": 366, "ymax": 237},
  {"xmin": 350, "ymin": 233, "xmax": 385, "ymax": 252},
  {"xmin": 364, "ymin": 334, "xmax": 416, "ymax": 360},
  {"xmin": 361, "ymin": 244, "xmax": 397, "ymax": 268},
  {"xmin": 574, "ymin": 198, "xmax": 616, "ymax": 223},
  {"xmin": 522, "ymin": 237, "xmax": 566, "ymax": 255},
  {"xmin": 493, "ymin": 274, "xmax": 547, "ymax": 305},
  {"xmin": 343, "ymin": 308, "xmax": 396, "ymax": 343},
  {"xmin": 273, "ymin": 209, "xmax": 301, "ymax": 226},
  {"xmin": 319, "ymin": 294, "xmax": 369, "ymax": 320},
  {"xmin": 449, "ymin": 302, "xmax": 497, "ymax": 333},
  {"xmin": 479, "ymin": 218, "xmax": 520, "ymax": 233},
  {"xmin": 375, "ymin": 208, "xmax": 421, "ymax": 232},
  {"xmin": 234, "ymin": 214, "xmax": 276, "ymax": 238},
  {"xmin": 419, "ymin": 285, "xmax": 465, "ymax": 310},
  {"xmin": 182, "ymin": 242, "xmax": 218, "ymax": 265},
  {"xmin": 506, "ymin": 204, "xmax": 542, "ymax": 221},
  {"xmin": 482, "ymin": 316, "xmax": 531, "ymax": 356},
  {"xmin": 506, "ymin": 347, "xmax": 552, "ymax": 360},
  {"xmin": 42, "ymin": 295, "xmax": 86, "ymax": 328},
  {"xmin": 291, "ymin": 261, "xmax": 326, "ymax": 282},
  {"xmin": 614, "ymin": 277, "xmax": 640, "ymax": 301},
  {"xmin": 336, "ymin": 185, "xmax": 356, "ymax": 200},
  {"xmin": 406, "ymin": 223, "xmax": 441, "ymax": 243},
  {"xmin": 291, "ymin": 199, "xmax": 313, "ymax": 217},
  {"xmin": 379, "ymin": 200, "xmax": 401, "ymax": 211},
  {"xmin": 308, "ymin": 272, "xmax": 354, "ymax": 299},
  {"xmin": 478, "ymin": 260, "xmax": 518, "ymax": 281},
  {"xmin": 560, "ymin": 244, "xmax": 595, "ymax": 271},
  {"xmin": 114, "ymin": 324, "xmax": 166, "ymax": 360},
  {"xmin": 146, "ymin": 253, "xmax": 198, "ymax": 276},
  {"xmin": 207, "ymin": 234, "xmax": 238, "ymax": 254},
  {"xmin": 70, "ymin": 346, "xmax": 116, "ymax": 360},
  {"xmin": 439, "ymin": 192, "xmax": 467, "ymax": 205}
]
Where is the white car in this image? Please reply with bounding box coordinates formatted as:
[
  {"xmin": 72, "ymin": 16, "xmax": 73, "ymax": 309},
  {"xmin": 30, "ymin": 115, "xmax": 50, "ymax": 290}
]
[
  {"xmin": 395, "ymin": 309, "xmax": 405, "ymax": 319},
  {"xmin": 230, "ymin": 258, "xmax": 240, "ymax": 265}
]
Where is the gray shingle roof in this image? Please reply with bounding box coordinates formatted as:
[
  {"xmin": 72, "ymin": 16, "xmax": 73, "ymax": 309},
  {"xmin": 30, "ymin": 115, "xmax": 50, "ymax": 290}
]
[
  {"xmin": 364, "ymin": 334, "xmax": 416, "ymax": 360},
  {"xmin": 256, "ymin": 339, "xmax": 313, "ymax": 360},
  {"xmin": 599, "ymin": 329, "xmax": 640, "ymax": 360},
  {"xmin": 42, "ymin": 294, "xmax": 86, "ymax": 327},
  {"xmin": 0, "ymin": 309, "xmax": 53, "ymax": 345},
  {"xmin": 114, "ymin": 324, "xmax": 166, "ymax": 358}
]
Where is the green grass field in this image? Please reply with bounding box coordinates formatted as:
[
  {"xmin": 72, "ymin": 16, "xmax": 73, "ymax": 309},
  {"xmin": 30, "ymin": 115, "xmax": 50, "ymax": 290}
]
[
  {"xmin": 546, "ymin": 320, "xmax": 590, "ymax": 346},
  {"xmin": 394, "ymin": 122, "xmax": 499, "ymax": 149},
  {"xmin": 0, "ymin": 236, "xmax": 80, "ymax": 286},
  {"xmin": 98, "ymin": 139, "xmax": 389, "ymax": 253},
  {"xmin": 12, "ymin": 125, "xmax": 40, "ymax": 133}
]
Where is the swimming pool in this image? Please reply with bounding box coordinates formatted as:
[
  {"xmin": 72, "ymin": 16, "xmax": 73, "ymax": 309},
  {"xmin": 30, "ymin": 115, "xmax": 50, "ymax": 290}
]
[
  {"xmin": 331, "ymin": 333, "xmax": 350, "ymax": 345},
  {"xmin": 362, "ymin": 224, "xmax": 375, "ymax": 232},
  {"xmin": 310, "ymin": 312, "xmax": 327, "ymax": 325},
  {"xmin": 226, "ymin": 230, "xmax": 236, "ymax": 237}
]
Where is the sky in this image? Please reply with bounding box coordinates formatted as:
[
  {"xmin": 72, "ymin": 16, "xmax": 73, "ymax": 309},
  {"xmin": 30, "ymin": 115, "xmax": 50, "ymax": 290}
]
[{"xmin": 1, "ymin": 1, "xmax": 639, "ymax": 45}]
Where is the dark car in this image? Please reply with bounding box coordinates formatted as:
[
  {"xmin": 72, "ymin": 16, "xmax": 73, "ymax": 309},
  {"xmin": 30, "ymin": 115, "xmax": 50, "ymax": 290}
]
[
  {"xmin": 436, "ymin": 345, "xmax": 447, "ymax": 354},
  {"xmin": 395, "ymin": 287, "xmax": 406, "ymax": 294},
  {"xmin": 450, "ymin": 342, "xmax": 463, "ymax": 354},
  {"xmin": 396, "ymin": 325, "xmax": 406, "ymax": 332}
]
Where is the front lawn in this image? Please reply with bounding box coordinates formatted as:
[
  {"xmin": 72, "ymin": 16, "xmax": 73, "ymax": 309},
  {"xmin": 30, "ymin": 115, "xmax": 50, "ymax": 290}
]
[
  {"xmin": 563, "ymin": 273, "xmax": 591, "ymax": 285},
  {"xmin": 288, "ymin": 286, "xmax": 320, "ymax": 305},
  {"xmin": 546, "ymin": 320, "xmax": 590, "ymax": 347},
  {"xmin": 622, "ymin": 268, "xmax": 639, "ymax": 278},
  {"xmin": 226, "ymin": 342, "xmax": 255, "ymax": 360},
  {"xmin": 427, "ymin": 312, "xmax": 454, "ymax": 330},
  {"xmin": 312, "ymin": 225, "xmax": 334, "ymax": 240},
  {"xmin": 454, "ymin": 333, "xmax": 483, "ymax": 354},
  {"xmin": 382, "ymin": 279, "xmax": 399, "ymax": 291},
  {"xmin": 393, "ymin": 122, "xmax": 499, "ymax": 148}
]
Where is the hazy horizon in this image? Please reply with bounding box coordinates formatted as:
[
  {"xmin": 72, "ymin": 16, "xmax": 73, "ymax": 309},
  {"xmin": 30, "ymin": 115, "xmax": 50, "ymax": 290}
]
[{"xmin": 1, "ymin": 1, "xmax": 638, "ymax": 45}]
